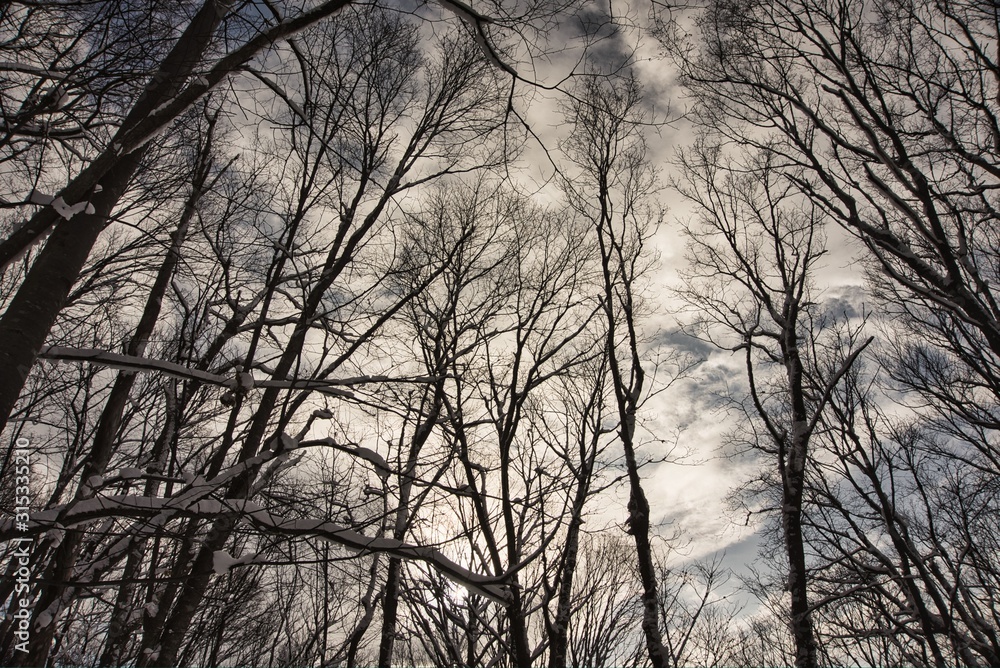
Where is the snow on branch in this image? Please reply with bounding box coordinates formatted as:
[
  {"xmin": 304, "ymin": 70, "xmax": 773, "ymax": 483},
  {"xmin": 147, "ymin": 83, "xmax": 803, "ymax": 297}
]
[
  {"xmin": 2, "ymin": 493, "xmax": 510, "ymax": 604},
  {"xmin": 300, "ymin": 437, "xmax": 393, "ymax": 480},
  {"xmin": 0, "ymin": 62, "xmax": 74, "ymax": 80},
  {"xmin": 40, "ymin": 346, "xmax": 246, "ymax": 386},
  {"xmin": 40, "ymin": 347, "xmax": 440, "ymax": 396},
  {"xmin": 436, "ymin": 0, "xmax": 518, "ymax": 77}
]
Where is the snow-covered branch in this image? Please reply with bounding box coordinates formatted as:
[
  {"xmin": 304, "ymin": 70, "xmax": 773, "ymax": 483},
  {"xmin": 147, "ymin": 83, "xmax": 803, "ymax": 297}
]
[
  {"xmin": 40, "ymin": 346, "xmax": 440, "ymax": 395},
  {"xmin": 2, "ymin": 493, "xmax": 510, "ymax": 604}
]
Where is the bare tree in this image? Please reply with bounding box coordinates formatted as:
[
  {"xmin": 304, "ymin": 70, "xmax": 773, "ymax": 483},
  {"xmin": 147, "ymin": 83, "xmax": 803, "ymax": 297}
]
[
  {"xmin": 656, "ymin": 554, "xmax": 739, "ymax": 668},
  {"xmin": 0, "ymin": 0, "xmax": 363, "ymax": 434},
  {"xmin": 661, "ymin": 2, "xmax": 1000, "ymax": 663},
  {"xmin": 562, "ymin": 71, "xmax": 676, "ymax": 668},
  {"xmin": 670, "ymin": 0, "xmax": 1000, "ymax": 484},
  {"xmin": 0, "ymin": 0, "xmax": 555, "ymax": 435},
  {"xmin": 805, "ymin": 351, "xmax": 1000, "ymax": 666},
  {"xmin": 675, "ymin": 142, "xmax": 870, "ymax": 668},
  {"xmin": 0, "ymin": 6, "xmax": 527, "ymax": 665},
  {"xmin": 566, "ymin": 535, "xmax": 645, "ymax": 668}
]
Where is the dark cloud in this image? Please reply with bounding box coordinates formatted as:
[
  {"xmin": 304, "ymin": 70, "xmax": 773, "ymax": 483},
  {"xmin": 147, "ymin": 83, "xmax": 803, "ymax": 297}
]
[{"xmin": 654, "ymin": 328, "xmax": 717, "ymax": 361}]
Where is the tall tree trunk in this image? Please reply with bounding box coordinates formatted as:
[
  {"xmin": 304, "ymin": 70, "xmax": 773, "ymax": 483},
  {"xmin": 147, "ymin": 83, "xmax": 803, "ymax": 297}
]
[
  {"xmin": 570, "ymin": 72, "xmax": 670, "ymax": 668},
  {"xmin": 507, "ymin": 586, "xmax": 534, "ymax": 668},
  {"xmin": 781, "ymin": 336, "xmax": 817, "ymax": 668},
  {"xmin": 0, "ymin": 0, "xmax": 237, "ymax": 434},
  {"xmin": 598, "ymin": 236, "xmax": 670, "ymax": 668},
  {"xmin": 546, "ymin": 490, "xmax": 587, "ymax": 668},
  {"xmin": 377, "ymin": 557, "xmax": 404, "ymax": 667},
  {"xmin": 782, "ymin": 428, "xmax": 817, "ymax": 668},
  {"xmin": 620, "ymin": 415, "xmax": 670, "ymax": 668}
]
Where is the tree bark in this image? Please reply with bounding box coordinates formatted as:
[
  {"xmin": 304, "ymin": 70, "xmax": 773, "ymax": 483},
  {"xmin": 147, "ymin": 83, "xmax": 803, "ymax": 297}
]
[
  {"xmin": 781, "ymin": 332, "xmax": 818, "ymax": 668},
  {"xmin": 0, "ymin": 0, "xmax": 236, "ymax": 435}
]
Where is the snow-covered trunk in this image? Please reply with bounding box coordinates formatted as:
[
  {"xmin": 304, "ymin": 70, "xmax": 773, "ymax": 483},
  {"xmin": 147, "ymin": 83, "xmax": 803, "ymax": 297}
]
[
  {"xmin": 0, "ymin": 0, "xmax": 237, "ymax": 436},
  {"xmin": 780, "ymin": 331, "xmax": 818, "ymax": 668},
  {"xmin": 19, "ymin": 526, "xmax": 79, "ymax": 665},
  {"xmin": 22, "ymin": 136, "xmax": 213, "ymax": 667}
]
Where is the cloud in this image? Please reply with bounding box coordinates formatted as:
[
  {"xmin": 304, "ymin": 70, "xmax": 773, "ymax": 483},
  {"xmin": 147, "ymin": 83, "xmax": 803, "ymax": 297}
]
[{"xmin": 654, "ymin": 327, "xmax": 716, "ymax": 360}]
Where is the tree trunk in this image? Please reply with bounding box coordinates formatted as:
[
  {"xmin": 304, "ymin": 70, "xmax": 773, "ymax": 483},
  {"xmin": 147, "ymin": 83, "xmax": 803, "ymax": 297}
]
[
  {"xmin": 548, "ymin": 454, "xmax": 594, "ymax": 668},
  {"xmin": 622, "ymin": 425, "xmax": 671, "ymax": 668},
  {"xmin": 782, "ymin": 426, "xmax": 818, "ymax": 668},
  {"xmin": 0, "ymin": 0, "xmax": 236, "ymax": 433},
  {"xmin": 377, "ymin": 557, "xmax": 403, "ymax": 667},
  {"xmin": 782, "ymin": 335, "xmax": 817, "ymax": 668}
]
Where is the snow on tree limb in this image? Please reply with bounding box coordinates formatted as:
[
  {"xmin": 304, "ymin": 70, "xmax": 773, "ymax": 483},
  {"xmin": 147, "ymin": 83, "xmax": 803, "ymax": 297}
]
[
  {"xmin": 0, "ymin": 428, "xmax": 509, "ymax": 602},
  {"xmin": 39, "ymin": 346, "xmax": 440, "ymax": 395},
  {"xmin": 1, "ymin": 493, "xmax": 511, "ymax": 604},
  {"xmin": 436, "ymin": 0, "xmax": 518, "ymax": 77}
]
